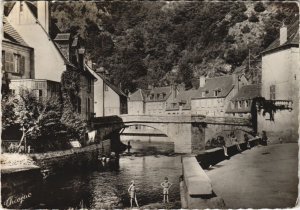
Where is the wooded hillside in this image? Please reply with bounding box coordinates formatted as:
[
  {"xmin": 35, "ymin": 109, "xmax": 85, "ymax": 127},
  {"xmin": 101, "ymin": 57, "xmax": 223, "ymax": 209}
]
[{"xmin": 10, "ymin": 1, "xmax": 299, "ymax": 92}]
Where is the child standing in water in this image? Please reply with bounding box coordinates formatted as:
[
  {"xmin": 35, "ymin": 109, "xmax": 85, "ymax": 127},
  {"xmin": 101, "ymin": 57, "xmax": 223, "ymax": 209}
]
[
  {"xmin": 128, "ymin": 180, "xmax": 139, "ymax": 208},
  {"xmin": 161, "ymin": 177, "xmax": 173, "ymax": 203}
]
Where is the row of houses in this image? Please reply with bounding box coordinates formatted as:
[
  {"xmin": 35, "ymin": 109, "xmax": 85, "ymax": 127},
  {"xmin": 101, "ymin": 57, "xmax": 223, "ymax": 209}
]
[
  {"xmin": 128, "ymin": 19, "xmax": 299, "ymax": 142},
  {"xmin": 2, "ymin": 1, "xmax": 127, "ymax": 121},
  {"xmin": 128, "ymin": 73, "xmax": 256, "ymax": 118}
]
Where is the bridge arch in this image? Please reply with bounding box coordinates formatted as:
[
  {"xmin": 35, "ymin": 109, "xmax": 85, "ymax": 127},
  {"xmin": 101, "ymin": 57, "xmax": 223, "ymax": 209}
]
[{"xmin": 120, "ymin": 123, "xmax": 175, "ymax": 153}]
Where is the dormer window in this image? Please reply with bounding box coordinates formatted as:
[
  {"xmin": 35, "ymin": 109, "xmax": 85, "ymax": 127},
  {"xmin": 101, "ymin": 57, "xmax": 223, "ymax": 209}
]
[
  {"xmin": 246, "ymin": 100, "xmax": 250, "ymax": 107},
  {"xmin": 214, "ymin": 90, "xmax": 218, "ymax": 97}
]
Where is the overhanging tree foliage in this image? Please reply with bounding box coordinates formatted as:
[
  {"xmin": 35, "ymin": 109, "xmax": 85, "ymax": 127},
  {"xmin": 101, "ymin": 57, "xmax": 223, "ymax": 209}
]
[{"xmin": 1, "ymin": 90, "xmax": 69, "ymax": 152}]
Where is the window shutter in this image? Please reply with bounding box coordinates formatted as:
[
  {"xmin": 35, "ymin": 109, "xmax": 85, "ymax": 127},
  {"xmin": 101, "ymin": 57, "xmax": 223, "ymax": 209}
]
[
  {"xmin": 2, "ymin": 51, "xmax": 5, "ymax": 71},
  {"xmin": 5, "ymin": 52, "xmax": 14, "ymax": 72},
  {"xmin": 19, "ymin": 56, "xmax": 25, "ymax": 75}
]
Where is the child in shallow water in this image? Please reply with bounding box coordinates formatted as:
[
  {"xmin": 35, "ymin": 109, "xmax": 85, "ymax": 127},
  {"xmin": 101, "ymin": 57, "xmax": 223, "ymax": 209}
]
[
  {"xmin": 128, "ymin": 180, "xmax": 139, "ymax": 208},
  {"xmin": 161, "ymin": 177, "xmax": 173, "ymax": 203}
]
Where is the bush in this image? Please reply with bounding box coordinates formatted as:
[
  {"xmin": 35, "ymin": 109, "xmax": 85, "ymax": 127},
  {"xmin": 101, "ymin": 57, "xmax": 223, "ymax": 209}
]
[
  {"xmin": 225, "ymin": 35, "xmax": 235, "ymax": 43},
  {"xmin": 233, "ymin": 13, "xmax": 248, "ymax": 23},
  {"xmin": 241, "ymin": 25, "xmax": 251, "ymax": 34},
  {"xmin": 249, "ymin": 14, "xmax": 259, "ymax": 22},
  {"xmin": 254, "ymin": 2, "xmax": 265, "ymax": 13}
]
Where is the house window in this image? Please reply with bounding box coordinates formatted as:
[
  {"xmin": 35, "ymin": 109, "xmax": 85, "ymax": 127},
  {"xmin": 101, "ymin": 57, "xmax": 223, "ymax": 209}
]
[
  {"xmin": 10, "ymin": 54, "xmax": 25, "ymax": 74},
  {"xmin": 39, "ymin": 90, "xmax": 43, "ymax": 97},
  {"xmin": 234, "ymin": 101, "xmax": 238, "ymax": 109},
  {"xmin": 214, "ymin": 90, "xmax": 218, "ymax": 97},
  {"xmin": 14, "ymin": 54, "xmax": 20, "ymax": 73},
  {"xmin": 270, "ymin": 85, "xmax": 276, "ymax": 100},
  {"xmin": 20, "ymin": 2, "xmax": 23, "ymax": 12},
  {"xmin": 238, "ymin": 101, "xmax": 244, "ymax": 108},
  {"xmin": 246, "ymin": 100, "xmax": 250, "ymax": 107},
  {"xmin": 104, "ymin": 83, "xmax": 108, "ymax": 91},
  {"xmin": 87, "ymin": 78, "xmax": 92, "ymax": 93}
]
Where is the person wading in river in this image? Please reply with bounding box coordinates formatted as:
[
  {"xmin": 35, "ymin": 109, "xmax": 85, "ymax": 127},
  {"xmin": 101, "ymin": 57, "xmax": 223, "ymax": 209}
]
[
  {"xmin": 161, "ymin": 177, "xmax": 173, "ymax": 203},
  {"xmin": 128, "ymin": 180, "xmax": 139, "ymax": 208}
]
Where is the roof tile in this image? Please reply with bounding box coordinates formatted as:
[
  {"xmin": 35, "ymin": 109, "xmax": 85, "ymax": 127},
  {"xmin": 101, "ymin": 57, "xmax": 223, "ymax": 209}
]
[{"xmin": 3, "ymin": 17, "xmax": 29, "ymax": 47}]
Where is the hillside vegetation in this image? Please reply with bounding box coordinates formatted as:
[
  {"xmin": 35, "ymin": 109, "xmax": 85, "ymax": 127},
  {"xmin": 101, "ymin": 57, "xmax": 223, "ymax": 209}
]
[{"xmin": 50, "ymin": 2, "xmax": 298, "ymax": 92}]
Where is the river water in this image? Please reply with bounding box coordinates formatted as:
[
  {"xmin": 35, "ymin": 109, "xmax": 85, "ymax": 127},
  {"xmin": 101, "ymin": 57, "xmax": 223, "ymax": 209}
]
[{"xmin": 35, "ymin": 155, "xmax": 182, "ymax": 209}]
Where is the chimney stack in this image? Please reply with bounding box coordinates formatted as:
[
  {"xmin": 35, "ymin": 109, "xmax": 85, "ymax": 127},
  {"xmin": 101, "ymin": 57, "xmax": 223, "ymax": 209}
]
[
  {"xmin": 37, "ymin": 1, "xmax": 50, "ymax": 34},
  {"xmin": 280, "ymin": 23, "xmax": 287, "ymax": 45},
  {"xmin": 148, "ymin": 84, "xmax": 153, "ymax": 90},
  {"xmin": 199, "ymin": 76, "xmax": 206, "ymax": 88}
]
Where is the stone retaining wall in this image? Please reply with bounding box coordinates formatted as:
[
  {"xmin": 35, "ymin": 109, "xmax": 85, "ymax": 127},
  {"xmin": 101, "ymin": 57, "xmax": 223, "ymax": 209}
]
[
  {"xmin": 180, "ymin": 156, "xmax": 225, "ymax": 208},
  {"xmin": 197, "ymin": 137, "xmax": 261, "ymax": 169},
  {"xmin": 29, "ymin": 140, "xmax": 111, "ymax": 176}
]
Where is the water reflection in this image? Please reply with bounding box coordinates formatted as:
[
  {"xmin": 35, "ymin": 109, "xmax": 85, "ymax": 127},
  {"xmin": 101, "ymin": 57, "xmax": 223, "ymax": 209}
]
[{"xmin": 36, "ymin": 155, "xmax": 182, "ymax": 208}]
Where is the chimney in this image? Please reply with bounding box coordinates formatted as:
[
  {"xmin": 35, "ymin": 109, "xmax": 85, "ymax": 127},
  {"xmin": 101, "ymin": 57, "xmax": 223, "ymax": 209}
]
[
  {"xmin": 37, "ymin": 1, "xmax": 50, "ymax": 34},
  {"xmin": 280, "ymin": 23, "xmax": 287, "ymax": 45},
  {"xmin": 148, "ymin": 84, "xmax": 153, "ymax": 90},
  {"xmin": 78, "ymin": 47, "xmax": 85, "ymax": 70},
  {"xmin": 199, "ymin": 76, "xmax": 206, "ymax": 88}
]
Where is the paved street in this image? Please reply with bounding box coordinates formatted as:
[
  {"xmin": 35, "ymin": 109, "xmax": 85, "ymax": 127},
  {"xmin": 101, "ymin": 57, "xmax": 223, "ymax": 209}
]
[{"xmin": 206, "ymin": 143, "xmax": 298, "ymax": 209}]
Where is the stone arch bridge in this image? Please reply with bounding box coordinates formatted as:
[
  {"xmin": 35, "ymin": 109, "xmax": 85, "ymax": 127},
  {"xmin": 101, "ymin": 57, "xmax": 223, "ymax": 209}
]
[{"xmin": 91, "ymin": 115, "xmax": 253, "ymax": 154}]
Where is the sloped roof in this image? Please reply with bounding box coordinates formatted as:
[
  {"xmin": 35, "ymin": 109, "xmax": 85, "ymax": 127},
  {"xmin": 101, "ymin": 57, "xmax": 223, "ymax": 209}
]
[
  {"xmin": 262, "ymin": 19, "xmax": 299, "ymax": 55},
  {"xmin": 93, "ymin": 69, "xmax": 127, "ymax": 97},
  {"xmin": 129, "ymin": 89, "xmax": 144, "ymax": 101},
  {"xmin": 231, "ymin": 84, "xmax": 261, "ymax": 101},
  {"xmin": 3, "ymin": 16, "xmax": 30, "ymax": 47},
  {"xmin": 226, "ymin": 84, "xmax": 261, "ymax": 113},
  {"xmin": 192, "ymin": 75, "xmax": 234, "ymax": 99},
  {"xmin": 145, "ymin": 86, "xmax": 172, "ymax": 102},
  {"xmin": 54, "ymin": 33, "xmax": 71, "ymax": 41},
  {"xmin": 166, "ymin": 89, "xmax": 198, "ymax": 111}
]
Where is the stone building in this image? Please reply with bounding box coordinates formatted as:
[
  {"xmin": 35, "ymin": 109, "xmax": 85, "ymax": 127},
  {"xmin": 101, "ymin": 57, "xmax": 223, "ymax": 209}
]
[
  {"xmin": 226, "ymin": 84, "xmax": 261, "ymax": 118},
  {"xmin": 5, "ymin": 1, "xmax": 96, "ymax": 120},
  {"xmin": 2, "ymin": 17, "xmax": 34, "ymax": 94},
  {"xmin": 191, "ymin": 74, "xmax": 248, "ymax": 117},
  {"xmin": 128, "ymin": 85, "xmax": 178, "ymax": 115},
  {"xmin": 165, "ymin": 88, "xmax": 198, "ymax": 115},
  {"xmin": 258, "ymin": 19, "xmax": 299, "ymax": 143},
  {"xmin": 86, "ymin": 65, "xmax": 127, "ymax": 117},
  {"xmin": 127, "ymin": 89, "xmax": 147, "ymax": 115}
]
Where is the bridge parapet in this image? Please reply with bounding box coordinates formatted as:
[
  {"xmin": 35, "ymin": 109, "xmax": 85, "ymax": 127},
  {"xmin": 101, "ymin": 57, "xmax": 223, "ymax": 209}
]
[
  {"xmin": 120, "ymin": 114, "xmax": 204, "ymax": 123},
  {"xmin": 192, "ymin": 116, "xmax": 252, "ymax": 126}
]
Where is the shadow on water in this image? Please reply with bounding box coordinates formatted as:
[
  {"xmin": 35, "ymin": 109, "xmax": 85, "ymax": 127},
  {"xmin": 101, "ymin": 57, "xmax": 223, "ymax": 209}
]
[{"xmin": 19, "ymin": 155, "xmax": 182, "ymax": 209}]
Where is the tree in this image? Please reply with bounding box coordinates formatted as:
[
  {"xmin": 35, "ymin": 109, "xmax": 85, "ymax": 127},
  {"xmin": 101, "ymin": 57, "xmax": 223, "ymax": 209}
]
[
  {"xmin": 178, "ymin": 61, "xmax": 193, "ymax": 89},
  {"xmin": 254, "ymin": 2, "xmax": 265, "ymax": 13},
  {"xmin": 249, "ymin": 14, "xmax": 259, "ymax": 22},
  {"xmin": 1, "ymin": 89, "xmax": 68, "ymax": 152},
  {"xmin": 61, "ymin": 69, "xmax": 87, "ymax": 143}
]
